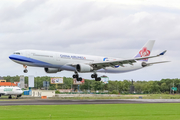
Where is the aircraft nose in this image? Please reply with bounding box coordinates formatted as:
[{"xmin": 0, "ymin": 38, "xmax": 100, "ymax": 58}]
[
  {"xmin": 9, "ymin": 54, "xmax": 14, "ymax": 60},
  {"xmin": 9, "ymin": 54, "xmax": 20, "ymax": 61},
  {"xmin": 20, "ymin": 90, "xmax": 23, "ymax": 94}
]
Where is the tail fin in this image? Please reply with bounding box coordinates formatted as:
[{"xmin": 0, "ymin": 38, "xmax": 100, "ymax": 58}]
[{"xmin": 134, "ymin": 40, "xmax": 155, "ymax": 62}]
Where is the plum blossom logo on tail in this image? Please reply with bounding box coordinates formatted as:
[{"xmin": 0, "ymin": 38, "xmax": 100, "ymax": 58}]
[{"xmin": 139, "ymin": 47, "xmax": 150, "ymax": 60}]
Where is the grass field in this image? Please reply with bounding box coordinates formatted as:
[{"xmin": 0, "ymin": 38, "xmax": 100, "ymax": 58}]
[
  {"xmin": 0, "ymin": 103, "xmax": 180, "ymax": 120},
  {"xmin": 53, "ymin": 94, "xmax": 180, "ymax": 99}
]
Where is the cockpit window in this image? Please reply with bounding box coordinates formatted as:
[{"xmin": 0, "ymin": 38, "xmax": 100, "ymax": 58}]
[{"xmin": 13, "ymin": 52, "xmax": 20, "ymax": 55}]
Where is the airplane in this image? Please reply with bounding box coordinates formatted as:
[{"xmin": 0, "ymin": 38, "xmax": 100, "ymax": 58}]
[
  {"xmin": 0, "ymin": 86, "xmax": 23, "ymax": 99},
  {"xmin": 9, "ymin": 40, "xmax": 169, "ymax": 81}
]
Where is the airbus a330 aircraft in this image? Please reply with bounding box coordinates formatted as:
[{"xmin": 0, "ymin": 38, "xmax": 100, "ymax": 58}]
[
  {"xmin": 0, "ymin": 86, "xmax": 23, "ymax": 99},
  {"xmin": 9, "ymin": 40, "xmax": 168, "ymax": 81}
]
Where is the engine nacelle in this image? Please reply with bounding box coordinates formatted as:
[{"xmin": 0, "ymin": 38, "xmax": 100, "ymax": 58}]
[
  {"xmin": 141, "ymin": 62, "xmax": 148, "ymax": 67},
  {"xmin": 44, "ymin": 68, "xmax": 61, "ymax": 73},
  {"xmin": 76, "ymin": 64, "xmax": 93, "ymax": 73}
]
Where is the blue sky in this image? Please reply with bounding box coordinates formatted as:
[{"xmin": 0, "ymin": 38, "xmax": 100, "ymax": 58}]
[{"xmin": 0, "ymin": 0, "xmax": 179, "ymax": 81}]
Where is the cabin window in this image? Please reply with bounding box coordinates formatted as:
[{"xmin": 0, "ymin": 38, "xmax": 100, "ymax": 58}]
[{"xmin": 14, "ymin": 52, "xmax": 20, "ymax": 55}]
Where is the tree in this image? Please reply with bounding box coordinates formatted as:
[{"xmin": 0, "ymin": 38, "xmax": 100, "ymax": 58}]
[
  {"xmin": 91, "ymin": 81, "xmax": 103, "ymax": 91},
  {"xmin": 108, "ymin": 81, "xmax": 118, "ymax": 92},
  {"xmin": 161, "ymin": 83, "xmax": 169, "ymax": 93},
  {"xmin": 148, "ymin": 81, "xmax": 161, "ymax": 94},
  {"xmin": 134, "ymin": 82, "xmax": 143, "ymax": 93},
  {"xmin": 122, "ymin": 80, "xmax": 131, "ymax": 93}
]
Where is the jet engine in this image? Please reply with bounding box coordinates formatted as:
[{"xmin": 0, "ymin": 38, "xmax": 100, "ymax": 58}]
[
  {"xmin": 76, "ymin": 64, "xmax": 93, "ymax": 72},
  {"xmin": 44, "ymin": 68, "xmax": 61, "ymax": 73},
  {"xmin": 141, "ymin": 62, "xmax": 148, "ymax": 67}
]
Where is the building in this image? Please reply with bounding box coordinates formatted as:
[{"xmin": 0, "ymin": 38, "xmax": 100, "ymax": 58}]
[
  {"xmin": 0, "ymin": 80, "xmax": 6, "ymax": 82},
  {"xmin": 0, "ymin": 82, "xmax": 17, "ymax": 87},
  {"xmin": 0, "ymin": 76, "xmax": 7, "ymax": 82}
]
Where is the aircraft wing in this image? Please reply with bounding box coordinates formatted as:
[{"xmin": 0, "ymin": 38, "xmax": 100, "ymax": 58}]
[{"xmin": 90, "ymin": 50, "xmax": 167, "ymax": 69}]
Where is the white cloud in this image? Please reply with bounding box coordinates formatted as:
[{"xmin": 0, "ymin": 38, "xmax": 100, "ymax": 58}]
[{"xmin": 0, "ymin": 0, "xmax": 179, "ymax": 80}]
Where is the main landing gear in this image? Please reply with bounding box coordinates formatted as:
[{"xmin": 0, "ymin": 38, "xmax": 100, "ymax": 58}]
[
  {"xmin": 16, "ymin": 95, "xmax": 22, "ymax": 99},
  {"xmin": 91, "ymin": 73, "xmax": 101, "ymax": 81},
  {"xmin": 72, "ymin": 72, "xmax": 101, "ymax": 81},
  {"xmin": 8, "ymin": 95, "xmax": 12, "ymax": 99},
  {"xmin": 72, "ymin": 72, "xmax": 82, "ymax": 81},
  {"xmin": 23, "ymin": 65, "xmax": 28, "ymax": 73}
]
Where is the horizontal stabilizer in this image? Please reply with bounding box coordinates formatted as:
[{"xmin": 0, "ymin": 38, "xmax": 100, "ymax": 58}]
[{"xmin": 147, "ymin": 61, "xmax": 170, "ymax": 66}]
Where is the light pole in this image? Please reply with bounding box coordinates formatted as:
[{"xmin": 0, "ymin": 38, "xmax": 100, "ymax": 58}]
[
  {"xmin": 116, "ymin": 82, "xmax": 118, "ymax": 92},
  {"xmin": 101, "ymin": 82, "xmax": 103, "ymax": 93},
  {"xmin": 169, "ymin": 83, "xmax": 172, "ymax": 94},
  {"xmin": 179, "ymin": 84, "xmax": 180, "ymax": 94},
  {"xmin": 88, "ymin": 82, "xmax": 89, "ymax": 93},
  {"xmin": 10, "ymin": 78, "xmax": 13, "ymax": 87},
  {"xmin": 71, "ymin": 81, "xmax": 72, "ymax": 94},
  {"xmin": 173, "ymin": 80, "xmax": 174, "ymax": 95}
]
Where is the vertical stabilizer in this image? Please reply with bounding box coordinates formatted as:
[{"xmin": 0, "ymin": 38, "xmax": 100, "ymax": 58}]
[{"xmin": 134, "ymin": 40, "xmax": 155, "ymax": 62}]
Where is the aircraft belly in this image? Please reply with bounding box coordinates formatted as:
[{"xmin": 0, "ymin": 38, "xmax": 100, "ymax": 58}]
[
  {"xmin": 60, "ymin": 65, "xmax": 76, "ymax": 71},
  {"xmin": 97, "ymin": 64, "xmax": 143, "ymax": 73}
]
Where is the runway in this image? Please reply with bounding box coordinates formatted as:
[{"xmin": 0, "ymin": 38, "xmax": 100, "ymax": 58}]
[{"xmin": 0, "ymin": 99, "xmax": 180, "ymax": 106}]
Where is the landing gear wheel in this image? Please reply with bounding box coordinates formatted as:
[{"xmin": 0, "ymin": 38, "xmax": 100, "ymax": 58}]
[
  {"xmin": 73, "ymin": 72, "xmax": 82, "ymax": 81},
  {"xmin": 23, "ymin": 69, "xmax": 28, "ymax": 73},
  {"xmin": 92, "ymin": 73, "xmax": 101, "ymax": 81},
  {"xmin": 23, "ymin": 65, "xmax": 28, "ymax": 73},
  {"xmin": 16, "ymin": 95, "xmax": 21, "ymax": 99},
  {"xmin": 8, "ymin": 96, "xmax": 12, "ymax": 99},
  {"xmin": 91, "ymin": 74, "xmax": 97, "ymax": 78},
  {"xmin": 73, "ymin": 74, "xmax": 78, "ymax": 78},
  {"xmin": 95, "ymin": 77, "xmax": 101, "ymax": 81},
  {"xmin": 77, "ymin": 77, "xmax": 82, "ymax": 81}
]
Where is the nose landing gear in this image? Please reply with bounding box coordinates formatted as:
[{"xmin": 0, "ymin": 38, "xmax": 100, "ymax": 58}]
[
  {"xmin": 23, "ymin": 65, "xmax": 28, "ymax": 73},
  {"xmin": 8, "ymin": 95, "xmax": 12, "ymax": 99},
  {"xmin": 16, "ymin": 95, "xmax": 22, "ymax": 99}
]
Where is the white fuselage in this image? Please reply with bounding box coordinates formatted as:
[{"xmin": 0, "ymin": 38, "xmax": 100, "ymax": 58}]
[
  {"xmin": 9, "ymin": 49, "xmax": 144, "ymax": 73},
  {"xmin": 0, "ymin": 87, "xmax": 23, "ymax": 96}
]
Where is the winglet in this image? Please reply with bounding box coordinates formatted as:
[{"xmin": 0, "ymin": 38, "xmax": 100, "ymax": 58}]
[{"xmin": 159, "ymin": 50, "xmax": 167, "ymax": 56}]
